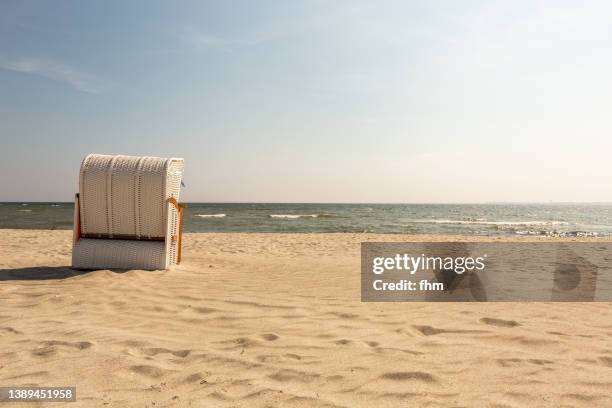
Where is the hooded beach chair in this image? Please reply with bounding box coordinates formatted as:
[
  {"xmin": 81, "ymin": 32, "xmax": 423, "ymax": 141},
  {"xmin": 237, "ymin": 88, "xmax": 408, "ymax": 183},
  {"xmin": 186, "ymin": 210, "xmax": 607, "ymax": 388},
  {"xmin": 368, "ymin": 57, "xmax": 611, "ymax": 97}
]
[{"xmin": 72, "ymin": 154, "xmax": 185, "ymax": 270}]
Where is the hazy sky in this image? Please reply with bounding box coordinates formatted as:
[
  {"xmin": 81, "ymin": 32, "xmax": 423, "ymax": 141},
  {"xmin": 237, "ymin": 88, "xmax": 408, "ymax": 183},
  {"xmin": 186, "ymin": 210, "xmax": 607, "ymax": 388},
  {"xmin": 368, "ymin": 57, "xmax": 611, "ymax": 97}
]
[{"xmin": 1, "ymin": 0, "xmax": 611, "ymax": 203}]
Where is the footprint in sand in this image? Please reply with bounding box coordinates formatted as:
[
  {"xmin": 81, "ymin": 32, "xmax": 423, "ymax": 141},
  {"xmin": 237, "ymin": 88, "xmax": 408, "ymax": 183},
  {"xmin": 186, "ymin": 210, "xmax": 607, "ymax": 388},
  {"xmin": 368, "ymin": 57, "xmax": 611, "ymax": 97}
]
[
  {"xmin": 413, "ymin": 325, "xmax": 447, "ymax": 336},
  {"xmin": 380, "ymin": 371, "xmax": 437, "ymax": 383},
  {"xmin": 256, "ymin": 353, "xmax": 302, "ymax": 363},
  {"xmin": 480, "ymin": 317, "xmax": 520, "ymax": 327},
  {"xmin": 599, "ymin": 356, "xmax": 612, "ymax": 367},
  {"xmin": 214, "ymin": 336, "xmax": 261, "ymax": 350},
  {"xmin": 413, "ymin": 325, "xmax": 488, "ymax": 336},
  {"xmin": 182, "ymin": 372, "xmax": 211, "ymax": 384},
  {"xmin": 497, "ymin": 358, "xmax": 554, "ymax": 368},
  {"xmin": 31, "ymin": 340, "xmax": 93, "ymax": 357},
  {"xmin": 141, "ymin": 347, "xmax": 191, "ymax": 358},
  {"xmin": 268, "ymin": 369, "xmax": 320, "ymax": 383},
  {"xmin": 192, "ymin": 306, "xmax": 217, "ymax": 314},
  {"xmin": 130, "ymin": 365, "xmax": 171, "ymax": 379},
  {"xmin": 259, "ymin": 333, "xmax": 279, "ymax": 341},
  {"xmin": 0, "ymin": 327, "xmax": 23, "ymax": 335}
]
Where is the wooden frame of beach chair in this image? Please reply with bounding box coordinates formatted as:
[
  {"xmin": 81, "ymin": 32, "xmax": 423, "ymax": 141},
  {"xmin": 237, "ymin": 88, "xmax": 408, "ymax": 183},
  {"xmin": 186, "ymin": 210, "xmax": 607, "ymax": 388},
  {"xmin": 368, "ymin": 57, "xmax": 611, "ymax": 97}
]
[{"xmin": 72, "ymin": 154, "xmax": 185, "ymax": 270}]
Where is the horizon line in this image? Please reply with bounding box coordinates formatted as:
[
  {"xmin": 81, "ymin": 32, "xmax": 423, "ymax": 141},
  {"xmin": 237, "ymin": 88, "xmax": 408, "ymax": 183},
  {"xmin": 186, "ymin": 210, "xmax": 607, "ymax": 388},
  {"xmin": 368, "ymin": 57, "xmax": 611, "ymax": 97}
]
[{"xmin": 3, "ymin": 201, "xmax": 612, "ymax": 205}]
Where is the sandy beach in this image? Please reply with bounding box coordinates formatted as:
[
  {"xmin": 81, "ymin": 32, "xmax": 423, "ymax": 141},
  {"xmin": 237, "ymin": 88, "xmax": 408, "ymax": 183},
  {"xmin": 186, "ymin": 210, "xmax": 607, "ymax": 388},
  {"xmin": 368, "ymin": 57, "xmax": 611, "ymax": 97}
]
[{"xmin": 1, "ymin": 230, "xmax": 611, "ymax": 407}]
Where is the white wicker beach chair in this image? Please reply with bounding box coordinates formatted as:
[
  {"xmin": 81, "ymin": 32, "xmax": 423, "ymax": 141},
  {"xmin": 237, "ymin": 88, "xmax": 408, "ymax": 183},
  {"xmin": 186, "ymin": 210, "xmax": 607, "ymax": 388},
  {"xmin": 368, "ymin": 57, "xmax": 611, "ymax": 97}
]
[{"xmin": 72, "ymin": 154, "xmax": 185, "ymax": 270}]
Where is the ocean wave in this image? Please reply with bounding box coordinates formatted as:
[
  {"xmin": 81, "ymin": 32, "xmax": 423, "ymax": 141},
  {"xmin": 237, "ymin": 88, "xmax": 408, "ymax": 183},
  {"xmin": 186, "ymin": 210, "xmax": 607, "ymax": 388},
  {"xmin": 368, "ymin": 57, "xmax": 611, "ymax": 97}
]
[
  {"xmin": 402, "ymin": 219, "xmax": 569, "ymax": 226},
  {"xmin": 270, "ymin": 214, "xmax": 319, "ymax": 219},
  {"xmin": 18, "ymin": 209, "xmax": 32, "ymax": 212},
  {"xmin": 515, "ymin": 230, "xmax": 606, "ymax": 237},
  {"xmin": 195, "ymin": 214, "xmax": 226, "ymax": 218}
]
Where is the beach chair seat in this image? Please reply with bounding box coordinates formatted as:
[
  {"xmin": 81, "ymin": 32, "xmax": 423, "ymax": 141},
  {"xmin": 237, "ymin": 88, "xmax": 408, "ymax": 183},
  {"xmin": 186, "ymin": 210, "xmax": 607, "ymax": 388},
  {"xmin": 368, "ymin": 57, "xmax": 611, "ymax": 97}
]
[{"xmin": 72, "ymin": 154, "xmax": 185, "ymax": 270}]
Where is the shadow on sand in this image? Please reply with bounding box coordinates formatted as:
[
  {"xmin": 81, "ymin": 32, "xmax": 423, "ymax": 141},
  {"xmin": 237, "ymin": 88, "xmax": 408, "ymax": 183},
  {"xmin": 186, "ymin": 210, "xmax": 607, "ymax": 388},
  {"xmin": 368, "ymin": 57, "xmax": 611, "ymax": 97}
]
[{"xmin": 0, "ymin": 266, "xmax": 129, "ymax": 281}]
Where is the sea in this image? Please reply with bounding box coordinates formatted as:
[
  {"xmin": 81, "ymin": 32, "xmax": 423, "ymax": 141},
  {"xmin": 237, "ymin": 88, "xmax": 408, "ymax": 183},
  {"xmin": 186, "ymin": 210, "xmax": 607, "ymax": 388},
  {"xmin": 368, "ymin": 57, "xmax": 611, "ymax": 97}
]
[{"xmin": 2, "ymin": 202, "xmax": 612, "ymax": 237}]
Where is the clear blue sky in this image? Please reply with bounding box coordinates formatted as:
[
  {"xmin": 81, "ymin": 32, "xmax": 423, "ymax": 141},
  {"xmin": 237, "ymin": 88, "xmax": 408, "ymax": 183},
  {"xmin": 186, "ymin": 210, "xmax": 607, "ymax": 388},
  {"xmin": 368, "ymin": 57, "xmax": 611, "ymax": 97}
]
[{"xmin": 1, "ymin": 0, "xmax": 611, "ymax": 202}]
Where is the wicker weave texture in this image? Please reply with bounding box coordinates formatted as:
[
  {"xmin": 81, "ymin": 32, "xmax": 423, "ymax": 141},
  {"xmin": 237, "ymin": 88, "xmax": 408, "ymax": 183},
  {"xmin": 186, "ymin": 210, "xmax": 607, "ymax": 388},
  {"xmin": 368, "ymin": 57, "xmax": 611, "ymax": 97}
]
[{"xmin": 72, "ymin": 238, "xmax": 166, "ymax": 270}]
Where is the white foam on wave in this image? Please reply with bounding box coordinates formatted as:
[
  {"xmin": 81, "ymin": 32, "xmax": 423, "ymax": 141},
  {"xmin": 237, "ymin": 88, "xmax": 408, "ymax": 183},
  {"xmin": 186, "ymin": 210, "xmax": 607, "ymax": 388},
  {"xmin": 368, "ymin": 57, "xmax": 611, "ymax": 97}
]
[
  {"xmin": 195, "ymin": 214, "xmax": 226, "ymax": 218},
  {"xmin": 403, "ymin": 219, "xmax": 569, "ymax": 226},
  {"xmin": 516, "ymin": 230, "xmax": 606, "ymax": 237},
  {"xmin": 270, "ymin": 214, "xmax": 318, "ymax": 219},
  {"xmin": 18, "ymin": 209, "xmax": 32, "ymax": 212}
]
